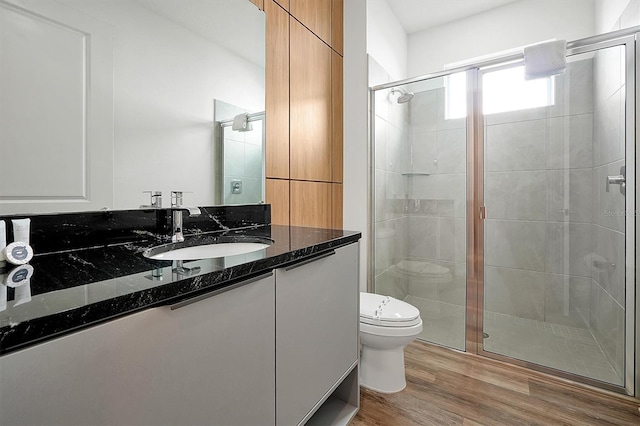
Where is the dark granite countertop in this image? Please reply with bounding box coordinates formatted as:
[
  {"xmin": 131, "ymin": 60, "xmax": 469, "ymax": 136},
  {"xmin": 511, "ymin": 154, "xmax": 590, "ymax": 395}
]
[{"xmin": 0, "ymin": 224, "xmax": 360, "ymax": 355}]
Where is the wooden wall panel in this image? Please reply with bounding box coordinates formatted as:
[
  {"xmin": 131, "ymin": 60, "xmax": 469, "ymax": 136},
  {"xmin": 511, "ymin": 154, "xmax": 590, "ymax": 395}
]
[
  {"xmin": 289, "ymin": 0, "xmax": 331, "ymax": 44},
  {"xmin": 290, "ymin": 180, "xmax": 331, "ymax": 229},
  {"xmin": 274, "ymin": 0, "xmax": 289, "ymax": 11},
  {"xmin": 331, "ymin": 183, "xmax": 343, "ymax": 229},
  {"xmin": 265, "ymin": 0, "xmax": 290, "ymax": 179},
  {"xmin": 331, "ymin": 0, "xmax": 343, "ymax": 55},
  {"xmin": 249, "ymin": 0, "xmax": 264, "ymax": 11},
  {"xmin": 289, "ymin": 18, "xmax": 331, "ymax": 182},
  {"xmin": 331, "ymin": 51, "xmax": 343, "ymax": 183},
  {"xmin": 266, "ymin": 178, "xmax": 290, "ymax": 226}
]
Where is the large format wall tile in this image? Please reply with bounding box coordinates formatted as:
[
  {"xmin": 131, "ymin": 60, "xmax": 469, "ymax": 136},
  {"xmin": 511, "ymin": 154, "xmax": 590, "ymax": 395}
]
[
  {"xmin": 485, "ymin": 119, "xmax": 546, "ymax": 172},
  {"xmin": 485, "ymin": 266, "xmax": 546, "ymax": 321},
  {"xmin": 375, "ymin": 268, "xmax": 407, "ymax": 300},
  {"xmin": 546, "ymin": 222, "xmax": 592, "ymax": 278},
  {"xmin": 437, "ymin": 128, "xmax": 466, "ymax": 174},
  {"xmin": 485, "ymin": 220, "xmax": 546, "ymax": 272},
  {"xmin": 485, "ymin": 171, "xmax": 546, "ymax": 221},
  {"xmin": 411, "ymin": 132, "xmax": 438, "ymax": 174},
  {"xmin": 546, "ymin": 114, "xmax": 593, "ymax": 170},
  {"xmin": 590, "ymin": 280, "xmax": 625, "ymax": 379},
  {"xmin": 436, "ymin": 217, "xmax": 466, "ymax": 263},
  {"xmin": 407, "ymin": 216, "xmax": 438, "ymax": 261},
  {"xmin": 594, "ymin": 160, "xmax": 626, "ymax": 232},
  {"xmin": 374, "ymin": 116, "xmax": 388, "ymax": 171},
  {"xmin": 410, "ymin": 90, "xmax": 438, "ymax": 134},
  {"xmin": 593, "ymin": 46, "xmax": 624, "ymax": 108},
  {"xmin": 594, "ymin": 88, "xmax": 625, "ymax": 167},
  {"xmin": 546, "ymin": 169, "xmax": 593, "ymax": 223},
  {"xmin": 592, "ymin": 224, "xmax": 625, "ymax": 306},
  {"xmin": 544, "ymin": 273, "xmax": 591, "ymax": 328},
  {"xmin": 387, "ymin": 123, "xmax": 408, "ymax": 173},
  {"xmin": 436, "ymin": 173, "xmax": 466, "ymax": 218},
  {"xmin": 548, "ymin": 58, "xmax": 593, "ymax": 118}
]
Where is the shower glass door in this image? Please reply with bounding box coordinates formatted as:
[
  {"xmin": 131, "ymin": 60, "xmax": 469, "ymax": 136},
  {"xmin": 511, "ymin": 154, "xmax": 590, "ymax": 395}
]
[
  {"xmin": 371, "ymin": 71, "xmax": 468, "ymax": 351},
  {"xmin": 480, "ymin": 38, "xmax": 635, "ymax": 391}
]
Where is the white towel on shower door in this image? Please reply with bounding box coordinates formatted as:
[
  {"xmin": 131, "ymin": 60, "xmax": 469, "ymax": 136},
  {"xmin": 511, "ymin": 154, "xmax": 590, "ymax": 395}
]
[{"xmin": 523, "ymin": 40, "xmax": 567, "ymax": 80}]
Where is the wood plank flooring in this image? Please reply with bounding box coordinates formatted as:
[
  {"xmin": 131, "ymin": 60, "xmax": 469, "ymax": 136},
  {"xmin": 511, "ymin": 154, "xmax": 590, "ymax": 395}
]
[{"xmin": 351, "ymin": 341, "xmax": 640, "ymax": 426}]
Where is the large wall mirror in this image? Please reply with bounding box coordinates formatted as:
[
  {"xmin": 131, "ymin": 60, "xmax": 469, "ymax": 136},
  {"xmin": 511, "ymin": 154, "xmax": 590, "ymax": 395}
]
[{"xmin": 0, "ymin": 0, "xmax": 265, "ymax": 215}]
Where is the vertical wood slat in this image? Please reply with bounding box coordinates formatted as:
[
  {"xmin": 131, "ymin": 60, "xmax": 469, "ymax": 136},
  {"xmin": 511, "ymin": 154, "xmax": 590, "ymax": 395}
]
[
  {"xmin": 331, "ymin": 0, "xmax": 343, "ymax": 55},
  {"xmin": 274, "ymin": 0, "xmax": 289, "ymax": 11},
  {"xmin": 331, "ymin": 50, "xmax": 343, "ymax": 183},
  {"xmin": 289, "ymin": 17, "xmax": 332, "ymax": 182},
  {"xmin": 265, "ymin": 0, "xmax": 290, "ymax": 179},
  {"xmin": 331, "ymin": 183, "xmax": 343, "ymax": 229},
  {"xmin": 289, "ymin": 0, "xmax": 331, "ymax": 45},
  {"xmin": 266, "ymin": 178, "xmax": 290, "ymax": 226},
  {"xmin": 290, "ymin": 180, "xmax": 331, "ymax": 229}
]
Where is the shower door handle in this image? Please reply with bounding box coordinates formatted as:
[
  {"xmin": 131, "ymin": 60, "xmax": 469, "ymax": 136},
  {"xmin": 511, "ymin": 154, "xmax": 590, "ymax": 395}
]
[{"xmin": 606, "ymin": 165, "xmax": 626, "ymax": 195}]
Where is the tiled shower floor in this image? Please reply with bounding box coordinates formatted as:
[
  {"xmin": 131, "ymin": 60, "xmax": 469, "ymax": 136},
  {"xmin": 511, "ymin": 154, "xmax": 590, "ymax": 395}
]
[{"xmin": 404, "ymin": 295, "xmax": 623, "ymax": 386}]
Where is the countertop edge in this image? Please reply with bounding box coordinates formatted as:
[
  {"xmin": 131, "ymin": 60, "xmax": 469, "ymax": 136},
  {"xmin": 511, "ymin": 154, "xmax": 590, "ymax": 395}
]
[{"xmin": 0, "ymin": 232, "xmax": 361, "ymax": 356}]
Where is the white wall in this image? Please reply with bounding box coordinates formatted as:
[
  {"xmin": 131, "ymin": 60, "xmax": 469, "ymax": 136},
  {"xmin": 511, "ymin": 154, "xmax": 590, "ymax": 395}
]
[
  {"xmin": 595, "ymin": 0, "xmax": 632, "ymax": 32},
  {"xmin": 59, "ymin": 0, "xmax": 265, "ymax": 209},
  {"xmin": 407, "ymin": 0, "xmax": 595, "ymax": 75},
  {"xmin": 344, "ymin": 0, "xmax": 369, "ymax": 291},
  {"xmin": 366, "ymin": 0, "xmax": 408, "ymax": 81}
]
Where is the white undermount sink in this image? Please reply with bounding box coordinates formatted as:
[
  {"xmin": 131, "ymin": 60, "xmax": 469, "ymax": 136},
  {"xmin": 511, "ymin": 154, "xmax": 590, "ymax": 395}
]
[{"xmin": 144, "ymin": 238, "xmax": 272, "ymax": 261}]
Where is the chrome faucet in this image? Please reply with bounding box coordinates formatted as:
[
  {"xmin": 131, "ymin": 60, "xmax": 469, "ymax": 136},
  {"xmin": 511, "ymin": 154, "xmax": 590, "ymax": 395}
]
[
  {"xmin": 140, "ymin": 191, "xmax": 162, "ymax": 208},
  {"xmin": 171, "ymin": 191, "xmax": 201, "ymax": 243}
]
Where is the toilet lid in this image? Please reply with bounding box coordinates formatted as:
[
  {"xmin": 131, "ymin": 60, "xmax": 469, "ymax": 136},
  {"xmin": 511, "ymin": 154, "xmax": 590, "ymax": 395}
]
[
  {"xmin": 360, "ymin": 293, "xmax": 421, "ymax": 326},
  {"xmin": 396, "ymin": 259, "xmax": 450, "ymax": 277}
]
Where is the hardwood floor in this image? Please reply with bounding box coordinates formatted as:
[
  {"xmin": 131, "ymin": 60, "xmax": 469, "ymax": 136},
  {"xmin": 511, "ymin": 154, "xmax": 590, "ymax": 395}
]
[{"xmin": 351, "ymin": 341, "xmax": 640, "ymax": 426}]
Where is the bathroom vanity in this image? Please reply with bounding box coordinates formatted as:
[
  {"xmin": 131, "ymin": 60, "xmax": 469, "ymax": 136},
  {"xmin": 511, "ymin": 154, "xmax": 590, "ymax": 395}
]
[{"xmin": 0, "ymin": 205, "xmax": 360, "ymax": 426}]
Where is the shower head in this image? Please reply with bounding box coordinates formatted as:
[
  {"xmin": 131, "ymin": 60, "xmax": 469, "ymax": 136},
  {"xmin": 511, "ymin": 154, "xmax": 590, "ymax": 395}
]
[{"xmin": 390, "ymin": 87, "xmax": 414, "ymax": 104}]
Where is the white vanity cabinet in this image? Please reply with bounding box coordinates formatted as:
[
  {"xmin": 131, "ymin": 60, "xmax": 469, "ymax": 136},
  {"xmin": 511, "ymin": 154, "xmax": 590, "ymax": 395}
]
[
  {"xmin": 0, "ymin": 242, "xmax": 360, "ymax": 426},
  {"xmin": 0, "ymin": 273, "xmax": 276, "ymax": 426},
  {"xmin": 275, "ymin": 243, "xmax": 360, "ymax": 426}
]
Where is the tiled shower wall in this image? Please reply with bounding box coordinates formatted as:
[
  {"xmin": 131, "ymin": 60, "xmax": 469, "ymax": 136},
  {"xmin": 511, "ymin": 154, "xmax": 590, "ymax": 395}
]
[
  {"xmin": 590, "ymin": 44, "xmax": 626, "ymax": 382},
  {"xmin": 483, "ymin": 57, "xmax": 594, "ymax": 330},
  {"xmin": 587, "ymin": 0, "xmax": 639, "ymax": 380},
  {"xmin": 404, "ymin": 86, "xmax": 467, "ymax": 306},
  {"xmin": 370, "ymin": 55, "xmax": 410, "ymax": 300}
]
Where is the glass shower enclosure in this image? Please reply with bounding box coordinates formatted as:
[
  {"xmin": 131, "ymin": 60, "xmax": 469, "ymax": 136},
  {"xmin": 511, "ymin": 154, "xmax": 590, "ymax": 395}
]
[{"xmin": 369, "ymin": 28, "xmax": 638, "ymax": 395}]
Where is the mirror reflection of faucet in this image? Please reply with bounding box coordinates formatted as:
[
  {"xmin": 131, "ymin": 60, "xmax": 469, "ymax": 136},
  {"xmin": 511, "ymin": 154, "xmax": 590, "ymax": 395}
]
[
  {"xmin": 171, "ymin": 191, "xmax": 201, "ymax": 243},
  {"xmin": 145, "ymin": 266, "xmax": 166, "ymax": 281},
  {"xmin": 172, "ymin": 260, "xmax": 201, "ymax": 278}
]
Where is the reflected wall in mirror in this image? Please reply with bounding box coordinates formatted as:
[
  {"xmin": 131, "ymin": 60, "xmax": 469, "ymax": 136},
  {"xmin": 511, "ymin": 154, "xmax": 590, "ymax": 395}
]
[{"xmin": 0, "ymin": 0, "xmax": 265, "ymax": 215}]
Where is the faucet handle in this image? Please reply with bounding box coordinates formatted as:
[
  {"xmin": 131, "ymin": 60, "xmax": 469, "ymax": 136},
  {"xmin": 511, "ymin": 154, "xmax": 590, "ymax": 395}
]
[
  {"xmin": 142, "ymin": 191, "xmax": 162, "ymax": 208},
  {"xmin": 171, "ymin": 191, "xmax": 193, "ymax": 207}
]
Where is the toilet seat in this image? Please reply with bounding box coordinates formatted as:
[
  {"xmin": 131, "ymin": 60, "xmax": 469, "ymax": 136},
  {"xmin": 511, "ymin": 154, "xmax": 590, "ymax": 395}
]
[
  {"xmin": 360, "ymin": 293, "xmax": 421, "ymax": 328},
  {"xmin": 360, "ymin": 320, "xmax": 424, "ymax": 337}
]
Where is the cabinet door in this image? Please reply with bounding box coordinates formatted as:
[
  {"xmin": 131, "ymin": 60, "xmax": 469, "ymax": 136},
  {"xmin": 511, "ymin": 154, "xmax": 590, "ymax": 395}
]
[
  {"xmin": 289, "ymin": 0, "xmax": 331, "ymax": 44},
  {"xmin": 0, "ymin": 274, "xmax": 276, "ymax": 426},
  {"xmin": 276, "ymin": 243, "xmax": 359, "ymax": 426},
  {"xmin": 289, "ymin": 17, "xmax": 332, "ymax": 182},
  {"xmin": 265, "ymin": 0, "xmax": 290, "ymax": 179},
  {"xmin": 290, "ymin": 180, "xmax": 332, "ymax": 229}
]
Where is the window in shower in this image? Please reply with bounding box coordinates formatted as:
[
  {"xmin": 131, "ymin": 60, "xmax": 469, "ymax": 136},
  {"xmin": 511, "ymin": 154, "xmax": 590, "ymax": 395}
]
[{"xmin": 445, "ymin": 66, "xmax": 555, "ymax": 119}]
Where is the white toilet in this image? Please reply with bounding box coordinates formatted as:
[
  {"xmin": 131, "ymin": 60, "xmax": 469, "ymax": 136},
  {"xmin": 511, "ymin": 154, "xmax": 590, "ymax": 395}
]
[{"xmin": 359, "ymin": 292, "xmax": 423, "ymax": 393}]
